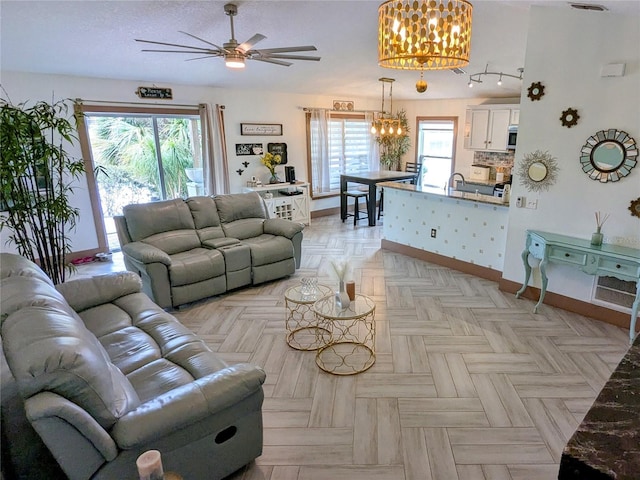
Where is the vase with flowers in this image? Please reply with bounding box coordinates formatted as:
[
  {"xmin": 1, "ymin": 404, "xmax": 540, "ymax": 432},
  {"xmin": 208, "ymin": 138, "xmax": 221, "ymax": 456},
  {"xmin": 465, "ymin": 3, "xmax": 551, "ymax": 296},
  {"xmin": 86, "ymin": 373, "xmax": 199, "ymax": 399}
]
[
  {"xmin": 329, "ymin": 258, "xmax": 351, "ymax": 309},
  {"xmin": 260, "ymin": 152, "xmax": 282, "ymax": 184}
]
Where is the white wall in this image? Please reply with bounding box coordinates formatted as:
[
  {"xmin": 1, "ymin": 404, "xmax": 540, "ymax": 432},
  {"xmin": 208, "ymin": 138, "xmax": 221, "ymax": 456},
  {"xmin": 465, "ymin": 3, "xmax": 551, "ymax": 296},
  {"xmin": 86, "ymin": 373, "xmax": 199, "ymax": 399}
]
[
  {"xmin": 0, "ymin": 71, "xmax": 379, "ymax": 253},
  {"xmin": 503, "ymin": 7, "xmax": 640, "ymax": 303}
]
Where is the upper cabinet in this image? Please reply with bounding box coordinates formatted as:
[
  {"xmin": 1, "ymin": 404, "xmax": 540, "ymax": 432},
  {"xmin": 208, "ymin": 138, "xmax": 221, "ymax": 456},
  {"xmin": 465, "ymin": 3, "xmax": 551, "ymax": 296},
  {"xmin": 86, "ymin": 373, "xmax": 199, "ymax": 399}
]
[{"xmin": 464, "ymin": 104, "xmax": 519, "ymax": 152}]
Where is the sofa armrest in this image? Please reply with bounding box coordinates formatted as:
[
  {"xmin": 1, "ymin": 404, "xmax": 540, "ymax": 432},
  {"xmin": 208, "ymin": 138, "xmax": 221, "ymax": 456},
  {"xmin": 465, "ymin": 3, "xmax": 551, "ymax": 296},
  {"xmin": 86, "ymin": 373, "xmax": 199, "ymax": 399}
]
[
  {"xmin": 111, "ymin": 363, "xmax": 266, "ymax": 449},
  {"xmin": 26, "ymin": 392, "xmax": 118, "ymax": 469},
  {"xmin": 264, "ymin": 218, "xmax": 304, "ymax": 239},
  {"xmin": 56, "ymin": 272, "xmax": 142, "ymax": 312},
  {"xmin": 122, "ymin": 242, "xmax": 171, "ymax": 266}
]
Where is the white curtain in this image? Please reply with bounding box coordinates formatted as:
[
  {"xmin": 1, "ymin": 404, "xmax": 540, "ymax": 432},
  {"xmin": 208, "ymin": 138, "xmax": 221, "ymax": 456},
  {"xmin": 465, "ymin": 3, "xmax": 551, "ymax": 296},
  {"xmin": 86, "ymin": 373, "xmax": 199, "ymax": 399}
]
[
  {"xmin": 310, "ymin": 109, "xmax": 332, "ymax": 195},
  {"xmin": 364, "ymin": 111, "xmax": 379, "ymax": 170},
  {"xmin": 200, "ymin": 103, "xmax": 230, "ymax": 195}
]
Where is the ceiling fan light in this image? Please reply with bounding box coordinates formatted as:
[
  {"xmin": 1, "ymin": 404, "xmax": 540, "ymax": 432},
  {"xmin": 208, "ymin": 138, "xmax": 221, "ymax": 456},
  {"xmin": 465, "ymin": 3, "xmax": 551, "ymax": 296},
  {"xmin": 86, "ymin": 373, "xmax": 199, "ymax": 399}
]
[{"xmin": 225, "ymin": 53, "xmax": 246, "ymax": 69}]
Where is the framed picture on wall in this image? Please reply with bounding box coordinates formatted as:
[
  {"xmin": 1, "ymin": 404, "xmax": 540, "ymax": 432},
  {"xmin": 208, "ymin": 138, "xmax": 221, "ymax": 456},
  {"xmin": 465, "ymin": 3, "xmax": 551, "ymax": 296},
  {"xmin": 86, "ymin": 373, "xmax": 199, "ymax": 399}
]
[
  {"xmin": 235, "ymin": 143, "xmax": 263, "ymax": 156},
  {"xmin": 267, "ymin": 143, "xmax": 288, "ymax": 164},
  {"xmin": 240, "ymin": 123, "xmax": 283, "ymax": 136}
]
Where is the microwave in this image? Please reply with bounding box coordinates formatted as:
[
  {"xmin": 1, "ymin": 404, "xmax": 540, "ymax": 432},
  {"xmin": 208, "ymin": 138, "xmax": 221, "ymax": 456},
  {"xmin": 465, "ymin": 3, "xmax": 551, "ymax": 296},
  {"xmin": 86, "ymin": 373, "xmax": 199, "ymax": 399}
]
[{"xmin": 507, "ymin": 125, "xmax": 518, "ymax": 150}]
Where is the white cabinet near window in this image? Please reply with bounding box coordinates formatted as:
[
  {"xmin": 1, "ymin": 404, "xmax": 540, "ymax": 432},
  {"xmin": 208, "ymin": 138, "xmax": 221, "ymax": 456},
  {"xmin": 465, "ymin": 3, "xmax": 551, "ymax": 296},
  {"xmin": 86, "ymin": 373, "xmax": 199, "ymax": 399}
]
[
  {"xmin": 464, "ymin": 105, "xmax": 518, "ymax": 152},
  {"xmin": 243, "ymin": 182, "xmax": 310, "ymax": 225}
]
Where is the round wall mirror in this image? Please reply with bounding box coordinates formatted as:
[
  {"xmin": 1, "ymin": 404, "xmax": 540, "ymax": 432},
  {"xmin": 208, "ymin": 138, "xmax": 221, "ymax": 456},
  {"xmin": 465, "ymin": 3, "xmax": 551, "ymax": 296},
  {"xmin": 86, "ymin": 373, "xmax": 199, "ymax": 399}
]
[
  {"xmin": 528, "ymin": 162, "xmax": 547, "ymax": 182},
  {"xmin": 517, "ymin": 150, "xmax": 559, "ymax": 192},
  {"xmin": 580, "ymin": 129, "xmax": 638, "ymax": 182},
  {"xmin": 592, "ymin": 141, "xmax": 625, "ymax": 172}
]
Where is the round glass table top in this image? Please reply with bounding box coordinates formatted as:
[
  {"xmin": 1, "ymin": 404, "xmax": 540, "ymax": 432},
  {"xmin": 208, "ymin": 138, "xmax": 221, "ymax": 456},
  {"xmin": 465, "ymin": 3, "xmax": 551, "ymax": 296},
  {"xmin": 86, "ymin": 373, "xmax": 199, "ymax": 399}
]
[{"xmin": 312, "ymin": 294, "xmax": 375, "ymax": 319}]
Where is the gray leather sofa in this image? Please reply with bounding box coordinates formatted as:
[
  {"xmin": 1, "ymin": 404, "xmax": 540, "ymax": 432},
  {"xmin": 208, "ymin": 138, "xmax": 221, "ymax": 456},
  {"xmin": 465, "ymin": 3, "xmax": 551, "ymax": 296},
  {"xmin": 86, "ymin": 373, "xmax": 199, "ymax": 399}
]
[
  {"xmin": 0, "ymin": 253, "xmax": 266, "ymax": 480},
  {"xmin": 114, "ymin": 192, "xmax": 303, "ymax": 308}
]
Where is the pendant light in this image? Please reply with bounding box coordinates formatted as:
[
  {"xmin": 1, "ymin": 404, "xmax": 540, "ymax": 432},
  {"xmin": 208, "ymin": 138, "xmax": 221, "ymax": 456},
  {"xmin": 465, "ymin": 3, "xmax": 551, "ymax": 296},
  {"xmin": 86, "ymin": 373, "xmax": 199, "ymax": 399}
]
[{"xmin": 371, "ymin": 78, "xmax": 403, "ymax": 137}]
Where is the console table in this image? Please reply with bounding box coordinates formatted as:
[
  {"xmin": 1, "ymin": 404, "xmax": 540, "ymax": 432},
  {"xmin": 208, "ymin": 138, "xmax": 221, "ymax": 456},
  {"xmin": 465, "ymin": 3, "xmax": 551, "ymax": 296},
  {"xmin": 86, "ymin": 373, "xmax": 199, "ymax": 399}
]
[
  {"xmin": 243, "ymin": 181, "xmax": 310, "ymax": 225},
  {"xmin": 515, "ymin": 230, "xmax": 640, "ymax": 343}
]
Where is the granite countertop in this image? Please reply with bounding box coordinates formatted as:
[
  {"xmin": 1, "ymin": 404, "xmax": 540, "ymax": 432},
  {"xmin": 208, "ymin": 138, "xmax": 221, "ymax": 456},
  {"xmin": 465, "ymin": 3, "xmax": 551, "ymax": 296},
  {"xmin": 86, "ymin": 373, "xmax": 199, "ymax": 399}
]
[
  {"xmin": 558, "ymin": 334, "xmax": 640, "ymax": 479},
  {"xmin": 378, "ymin": 181, "xmax": 510, "ymax": 207}
]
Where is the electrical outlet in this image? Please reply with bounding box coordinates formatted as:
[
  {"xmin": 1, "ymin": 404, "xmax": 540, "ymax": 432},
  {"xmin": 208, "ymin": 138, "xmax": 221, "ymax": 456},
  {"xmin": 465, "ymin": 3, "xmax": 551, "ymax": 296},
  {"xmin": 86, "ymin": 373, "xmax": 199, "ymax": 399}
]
[
  {"xmin": 516, "ymin": 196, "xmax": 524, "ymax": 208},
  {"xmin": 430, "ymin": 228, "xmax": 437, "ymax": 238},
  {"xmin": 525, "ymin": 199, "xmax": 538, "ymax": 209}
]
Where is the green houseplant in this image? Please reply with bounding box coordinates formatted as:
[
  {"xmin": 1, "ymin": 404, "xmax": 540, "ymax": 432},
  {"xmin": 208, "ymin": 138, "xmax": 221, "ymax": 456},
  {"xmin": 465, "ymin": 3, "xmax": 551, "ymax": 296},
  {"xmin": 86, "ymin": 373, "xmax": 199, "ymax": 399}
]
[
  {"xmin": 0, "ymin": 98, "xmax": 85, "ymax": 284},
  {"xmin": 376, "ymin": 109, "xmax": 411, "ymax": 171}
]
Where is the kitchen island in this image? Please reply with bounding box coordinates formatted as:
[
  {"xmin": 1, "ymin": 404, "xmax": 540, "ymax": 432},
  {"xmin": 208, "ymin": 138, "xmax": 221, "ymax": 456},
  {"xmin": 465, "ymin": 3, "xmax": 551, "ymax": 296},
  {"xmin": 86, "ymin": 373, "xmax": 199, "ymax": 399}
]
[{"xmin": 379, "ymin": 181, "xmax": 510, "ymax": 278}]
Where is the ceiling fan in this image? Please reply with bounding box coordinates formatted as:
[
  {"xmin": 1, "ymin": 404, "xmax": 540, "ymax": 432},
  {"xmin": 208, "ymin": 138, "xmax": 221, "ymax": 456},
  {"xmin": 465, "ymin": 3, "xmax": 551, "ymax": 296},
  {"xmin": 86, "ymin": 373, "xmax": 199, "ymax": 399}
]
[{"xmin": 135, "ymin": 3, "xmax": 321, "ymax": 69}]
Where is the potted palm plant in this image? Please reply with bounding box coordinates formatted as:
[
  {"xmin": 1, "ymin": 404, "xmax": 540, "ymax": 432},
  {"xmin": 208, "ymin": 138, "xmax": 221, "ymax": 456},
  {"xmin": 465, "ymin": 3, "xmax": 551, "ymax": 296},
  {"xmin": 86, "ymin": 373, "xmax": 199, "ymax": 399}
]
[
  {"xmin": 376, "ymin": 109, "xmax": 411, "ymax": 171},
  {"xmin": 0, "ymin": 97, "xmax": 85, "ymax": 284}
]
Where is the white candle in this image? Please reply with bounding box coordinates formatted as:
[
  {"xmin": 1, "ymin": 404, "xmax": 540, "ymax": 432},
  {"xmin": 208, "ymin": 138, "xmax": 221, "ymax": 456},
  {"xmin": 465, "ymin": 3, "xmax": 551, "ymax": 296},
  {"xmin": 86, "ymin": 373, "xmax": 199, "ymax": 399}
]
[{"xmin": 136, "ymin": 450, "xmax": 164, "ymax": 480}]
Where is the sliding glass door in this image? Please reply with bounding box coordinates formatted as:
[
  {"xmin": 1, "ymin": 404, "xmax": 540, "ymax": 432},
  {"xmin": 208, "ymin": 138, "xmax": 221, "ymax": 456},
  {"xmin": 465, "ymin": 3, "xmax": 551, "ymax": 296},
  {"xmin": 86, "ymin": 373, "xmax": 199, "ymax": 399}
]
[{"xmin": 80, "ymin": 108, "xmax": 202, "ymax": 251}]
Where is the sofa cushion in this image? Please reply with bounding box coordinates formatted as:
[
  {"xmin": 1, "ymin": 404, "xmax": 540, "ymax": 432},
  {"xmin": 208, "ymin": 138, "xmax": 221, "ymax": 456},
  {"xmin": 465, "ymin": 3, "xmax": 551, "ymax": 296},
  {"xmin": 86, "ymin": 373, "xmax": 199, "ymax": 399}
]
[
  {"xmin": 168, "ymin": 248, "xmax": 225, "ymax": 287},
  {"xmin": 186, "ymin": 196, "xmax": 226, "ymax": 242},
  {"xmin": 221, "ymin": 218, "xmax": 266, "ymax": 240},
  {"xmin": 123, "ymin": 199, "xmax": 196, "ymax": 241},
  {"xmin": 214, "ymin": 192, "xmax": 267, "ymax": 223},
  {"xmin": 142, "ymin": 230, "xmax": 202, "ymax": 256},
  {"xmin": 243, "ymin": 234, "xmax": 295, "ymax": 266},
  {"xmin": 1, "ymin": 303, "xmax": 140, "ymax": 430}
]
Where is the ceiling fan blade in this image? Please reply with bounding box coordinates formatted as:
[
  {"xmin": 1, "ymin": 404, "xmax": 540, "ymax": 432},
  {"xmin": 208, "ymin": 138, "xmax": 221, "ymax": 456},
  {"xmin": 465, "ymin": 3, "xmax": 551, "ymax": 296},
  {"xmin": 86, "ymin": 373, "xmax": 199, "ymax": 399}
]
[
  {"xmin": 178, "ymin": 30, "xmax": 226, "ymax": 51},
  {"xmin": 237, "ymin": 33, "xmax": 266, "ymax": 53},
  {"xmin": 140, "ymin": 49, "xmax": 221, "ymax": 55},
  {"xmin": 136, "ymin": 38, "xmax": 218, "ymax": 52},
  {"xmin": 185, "ymin": 54, "xmax": 224, "ymax": 61},
  {"xmin": 252, "ymin": 57, "xmax": 292, "ymax": 67},
  {"xmin": 262, "ymin": 54, "xmax": 321, "ymax": 62},
  {"xmin": 254, "ymin": 45, "xmax": 317, "ymax": 54}
]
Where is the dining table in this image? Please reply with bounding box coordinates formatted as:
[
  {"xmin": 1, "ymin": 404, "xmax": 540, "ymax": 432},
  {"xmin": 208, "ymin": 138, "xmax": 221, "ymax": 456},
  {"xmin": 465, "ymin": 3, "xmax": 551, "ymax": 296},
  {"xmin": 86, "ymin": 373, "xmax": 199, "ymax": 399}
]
[{"xmin": 340, "ymin": 170, "xmax": 418, "ymax": 226}]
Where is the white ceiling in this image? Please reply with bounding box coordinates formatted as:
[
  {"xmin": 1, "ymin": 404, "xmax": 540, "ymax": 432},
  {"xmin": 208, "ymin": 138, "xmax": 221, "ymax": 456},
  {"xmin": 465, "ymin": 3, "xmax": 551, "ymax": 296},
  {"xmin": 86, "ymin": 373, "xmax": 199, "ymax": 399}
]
[{"xmin": 1, "ymin": 0, "xmax": 638, "ymax": 100}]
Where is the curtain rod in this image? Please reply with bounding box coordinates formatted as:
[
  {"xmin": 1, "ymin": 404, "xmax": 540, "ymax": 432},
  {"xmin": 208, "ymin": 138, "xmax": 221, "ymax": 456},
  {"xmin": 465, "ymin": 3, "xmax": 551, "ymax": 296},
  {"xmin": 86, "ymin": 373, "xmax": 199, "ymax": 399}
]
[
  {"xmin": 74, "ymin": 98, "xmax": 201, "ymax": 108},
  {"xmin": 302, "ymin": 107, "xmax": 380, "ymax": 114}
]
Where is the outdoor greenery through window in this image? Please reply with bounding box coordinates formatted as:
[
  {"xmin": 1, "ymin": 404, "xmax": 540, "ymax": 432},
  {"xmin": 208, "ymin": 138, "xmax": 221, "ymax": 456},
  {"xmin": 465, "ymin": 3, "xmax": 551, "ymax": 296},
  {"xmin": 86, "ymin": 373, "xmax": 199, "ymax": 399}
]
[
  {"xmin": 416, "ymin": 118, "xmax": 456, "ymax": 189},
  {"xmin": 307, "ymin": 112, "xmax": 376, "ymax": 197},
  {"xmin": 81, "ymin": 109, "xmax": 203, "ymax": 250}
]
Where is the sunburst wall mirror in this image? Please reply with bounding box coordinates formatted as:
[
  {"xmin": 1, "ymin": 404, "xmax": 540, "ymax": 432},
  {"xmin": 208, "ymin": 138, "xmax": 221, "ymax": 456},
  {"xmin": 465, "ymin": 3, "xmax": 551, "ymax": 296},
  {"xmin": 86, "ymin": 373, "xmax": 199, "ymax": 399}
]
[
  {"xmin": 579, "ymin": 129, "xmax": 638, "ymax": 182},
  {"xmin": 517, "ymin": 150, "xmax": 559, "ymax": 192}
]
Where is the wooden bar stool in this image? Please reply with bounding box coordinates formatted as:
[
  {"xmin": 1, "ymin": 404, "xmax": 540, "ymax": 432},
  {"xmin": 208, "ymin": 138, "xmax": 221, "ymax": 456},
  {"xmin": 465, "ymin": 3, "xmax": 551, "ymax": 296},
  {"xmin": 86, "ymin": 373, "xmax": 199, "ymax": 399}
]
[{"xmin": 342, "ymin": 190, "xmax": 369, "ymax": 225}]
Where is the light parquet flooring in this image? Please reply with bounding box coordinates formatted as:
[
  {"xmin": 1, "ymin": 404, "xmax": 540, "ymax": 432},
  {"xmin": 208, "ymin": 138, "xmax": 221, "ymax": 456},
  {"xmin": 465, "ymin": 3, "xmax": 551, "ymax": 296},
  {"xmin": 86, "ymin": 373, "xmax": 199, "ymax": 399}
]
[{"xmin": 78, "ymin": 216, "xmax": 631, "ymax": 480}]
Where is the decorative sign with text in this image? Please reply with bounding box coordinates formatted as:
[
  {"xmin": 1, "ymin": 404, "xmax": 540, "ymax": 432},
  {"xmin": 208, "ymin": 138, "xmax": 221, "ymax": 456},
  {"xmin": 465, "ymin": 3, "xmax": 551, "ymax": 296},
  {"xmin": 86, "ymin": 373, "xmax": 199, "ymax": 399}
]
[{"xmin": 135, "ymin": 87, "xmax": 173, "ymax": 100}]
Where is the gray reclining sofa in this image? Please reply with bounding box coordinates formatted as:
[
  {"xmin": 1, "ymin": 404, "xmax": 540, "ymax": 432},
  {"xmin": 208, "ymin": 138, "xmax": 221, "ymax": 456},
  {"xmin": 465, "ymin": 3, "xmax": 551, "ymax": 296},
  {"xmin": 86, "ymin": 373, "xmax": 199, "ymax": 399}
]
[
  {"xmin": 0, "ymin": 253, "xmax": 266, "ymax": 480},
  {"xmin": 114, "ymin": 192, "xmax": 304, "ymax": 308}
]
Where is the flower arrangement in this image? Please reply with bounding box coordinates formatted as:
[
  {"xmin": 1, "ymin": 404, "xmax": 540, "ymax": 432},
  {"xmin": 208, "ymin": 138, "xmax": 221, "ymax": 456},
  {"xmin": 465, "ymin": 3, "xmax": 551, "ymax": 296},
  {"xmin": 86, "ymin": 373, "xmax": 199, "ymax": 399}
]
[
  {"xmin": 260, "ymin": 152, "xmax": 282, "ymax": 179},
  {"xmin": 330, "ymin": 259, "xmax": 350, "ymax": 283}
]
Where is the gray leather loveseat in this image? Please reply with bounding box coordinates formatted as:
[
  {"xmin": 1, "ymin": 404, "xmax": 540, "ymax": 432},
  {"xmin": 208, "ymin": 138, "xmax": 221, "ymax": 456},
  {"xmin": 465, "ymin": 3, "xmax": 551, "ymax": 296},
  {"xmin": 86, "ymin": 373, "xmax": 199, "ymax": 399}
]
[
  {"xmin": 115, "ymin": 192, "xmax": 303, "ymax": 308},
  {"xmin": 0, "ymin": 253, "xmax": 266, "ymax": 480}
]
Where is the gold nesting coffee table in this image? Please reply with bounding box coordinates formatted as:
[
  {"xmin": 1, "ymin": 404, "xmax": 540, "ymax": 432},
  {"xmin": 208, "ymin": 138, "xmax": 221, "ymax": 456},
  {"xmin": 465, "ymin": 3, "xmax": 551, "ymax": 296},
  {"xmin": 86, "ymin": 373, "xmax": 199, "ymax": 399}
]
[
  {"xmin": 312, "ymin": 294, "xmax": 376, "ymax": 375},
  {"xmin": 284, "ymin": 283, "xmax": 333, "ymax": 351}
]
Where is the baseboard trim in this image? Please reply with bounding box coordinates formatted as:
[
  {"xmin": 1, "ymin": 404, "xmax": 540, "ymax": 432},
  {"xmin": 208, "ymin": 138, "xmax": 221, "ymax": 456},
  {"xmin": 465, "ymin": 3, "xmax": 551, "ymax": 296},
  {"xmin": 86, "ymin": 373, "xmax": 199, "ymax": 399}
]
[
  {"xmin": 499, "ymin": 278, "xmax": 635, "ymax": 333},
  {"xmin": 381, "ymin": 239, "xmax": 636, "ymax": 334},
  {"xmin": 381, "ymin": 239, "xmax": 503, "ymax": 282},
  {"xmin": 311, "ymin": 207, "xmax": 340, "ymax": 218}
]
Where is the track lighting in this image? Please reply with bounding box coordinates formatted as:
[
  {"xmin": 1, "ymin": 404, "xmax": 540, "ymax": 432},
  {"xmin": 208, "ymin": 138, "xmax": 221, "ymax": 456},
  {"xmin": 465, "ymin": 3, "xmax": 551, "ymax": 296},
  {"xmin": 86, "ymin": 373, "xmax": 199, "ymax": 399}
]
[{"xmin": 467, "ymin": 64, "xmax": 523, "ymax": 88}]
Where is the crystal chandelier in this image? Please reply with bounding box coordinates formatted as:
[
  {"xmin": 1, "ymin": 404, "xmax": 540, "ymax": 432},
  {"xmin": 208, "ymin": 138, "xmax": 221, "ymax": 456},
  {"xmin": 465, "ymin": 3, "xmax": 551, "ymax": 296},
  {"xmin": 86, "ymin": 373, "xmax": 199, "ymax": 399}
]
[
  {"xmin": 370, "ymin": 78, "xmax": 403, "ymax": 136},
  {"xmin": 378, "ymin": 0, "xmax": 473, "ymax": 92}
]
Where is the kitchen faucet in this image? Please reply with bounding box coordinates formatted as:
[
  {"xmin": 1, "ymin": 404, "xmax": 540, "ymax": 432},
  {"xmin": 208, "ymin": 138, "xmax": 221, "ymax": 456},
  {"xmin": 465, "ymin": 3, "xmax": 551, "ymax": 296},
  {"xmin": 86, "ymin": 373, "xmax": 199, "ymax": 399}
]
[{"xmin": 446, "ymin": 172, "xmax": 465, "ymax": 190}]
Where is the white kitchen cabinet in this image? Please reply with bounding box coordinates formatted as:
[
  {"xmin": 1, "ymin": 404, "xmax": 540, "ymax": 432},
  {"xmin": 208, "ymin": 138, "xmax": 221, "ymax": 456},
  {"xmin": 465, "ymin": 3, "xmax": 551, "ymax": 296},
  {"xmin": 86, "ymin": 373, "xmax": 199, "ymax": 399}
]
[
  {"xmin": 243, "ymin": 182, "xmax": 310, "ymax": 225},
  {"xmin": 464, "ymin": 105, "xmax": 518, "ymax": 152},
  {"xmin": 510, "ymin": 109, "xmax": 520, "ymax": 126}
]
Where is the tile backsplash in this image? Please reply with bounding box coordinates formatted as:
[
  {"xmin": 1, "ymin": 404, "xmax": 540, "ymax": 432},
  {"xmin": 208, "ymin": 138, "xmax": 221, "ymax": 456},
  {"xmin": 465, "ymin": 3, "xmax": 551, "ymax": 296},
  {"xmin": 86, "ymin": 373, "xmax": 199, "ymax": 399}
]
[{"xmin": 473, "ymin": 151, "xmax": 515, "ymax": 167}]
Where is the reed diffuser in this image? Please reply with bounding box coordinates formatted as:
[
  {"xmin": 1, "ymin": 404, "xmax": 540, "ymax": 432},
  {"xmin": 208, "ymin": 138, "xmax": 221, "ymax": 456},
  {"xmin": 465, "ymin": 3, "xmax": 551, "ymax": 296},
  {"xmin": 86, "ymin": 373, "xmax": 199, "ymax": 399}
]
[{"xmin": 591, "ymin": 211, "xmax": 609, "ymax": 246}]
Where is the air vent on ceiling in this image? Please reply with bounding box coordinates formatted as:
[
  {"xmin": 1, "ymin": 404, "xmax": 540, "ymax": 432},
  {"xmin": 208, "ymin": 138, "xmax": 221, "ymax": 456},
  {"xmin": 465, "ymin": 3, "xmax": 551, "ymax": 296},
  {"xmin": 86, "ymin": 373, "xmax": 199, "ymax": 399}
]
[
  {"xmin": 450, "ymin": 67, "xmax": 467, "ymax": 75},
  {"xmin": 569, "ymin": 3, "xmax": 608, "ymax": 11}
]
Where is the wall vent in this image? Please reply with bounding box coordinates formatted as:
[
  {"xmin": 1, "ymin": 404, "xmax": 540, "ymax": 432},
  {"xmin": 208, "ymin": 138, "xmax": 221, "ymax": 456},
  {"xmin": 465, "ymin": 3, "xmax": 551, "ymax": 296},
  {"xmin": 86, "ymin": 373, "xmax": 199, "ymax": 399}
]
[
  {"xmin": 592, "ymin": 275, "xmax": 635, "ymax": 311},
  {"xmin": 569, "ymin": 3, "xmax": 608, "ymax": 11}
]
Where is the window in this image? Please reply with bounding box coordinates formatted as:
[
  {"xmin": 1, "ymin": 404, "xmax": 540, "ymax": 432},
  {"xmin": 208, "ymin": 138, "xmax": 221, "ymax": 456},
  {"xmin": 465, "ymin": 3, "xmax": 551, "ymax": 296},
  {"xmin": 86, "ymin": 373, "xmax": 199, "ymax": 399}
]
[
  {"xmin": 416, "ymin": 117, "xmax": 457, "ymax": 189},
  {"xmin": 307, "ymin": 110, "xmax": 376, "ymax": 198}
]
